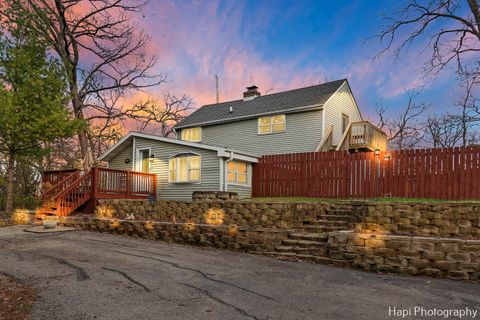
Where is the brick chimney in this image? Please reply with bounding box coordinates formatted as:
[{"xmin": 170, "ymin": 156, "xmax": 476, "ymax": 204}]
[{"xmin": 243, "ymin": 85, "xmax": 261, "ymax": 101}]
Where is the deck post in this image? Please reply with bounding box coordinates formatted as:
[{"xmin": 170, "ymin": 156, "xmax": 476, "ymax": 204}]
[
  {"xmin": 91, "ymin": 167, "xmax": 97, "ymax": 199},
  {"xmin": 126, "ymin": 171, "xmax": 131, "ymax": 199},
  {"xmin": 152, "ymin": 174, "xmax": 157, "ymax": 199}
]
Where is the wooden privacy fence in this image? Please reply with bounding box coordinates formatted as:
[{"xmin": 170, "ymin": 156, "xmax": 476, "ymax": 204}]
[{"xmin": 252, "ymin": 146, "xmax": 480, "ymax": 200}]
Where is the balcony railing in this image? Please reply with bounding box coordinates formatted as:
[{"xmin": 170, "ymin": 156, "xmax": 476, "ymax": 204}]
[{"xmin": 337, "ymin": 121, "xmax": 388, "ymax": 152}]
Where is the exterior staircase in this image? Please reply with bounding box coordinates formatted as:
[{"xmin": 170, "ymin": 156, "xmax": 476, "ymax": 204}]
[
  {"xmin": 254, "ymin": 212, "xmax": 355, "ymax": 267},
  {"xmin": 36, "ymin": 167, "xmax": 157, "ymax": 223},
  {"xmin": 36, "ymin": 169, "xmax": 93, "ymax": 222}
]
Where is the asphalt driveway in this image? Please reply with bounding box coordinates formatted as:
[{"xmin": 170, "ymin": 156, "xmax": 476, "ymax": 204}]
[{"xmin": 0, "ymin": 226, "xmax": 479, "ymax": 320}]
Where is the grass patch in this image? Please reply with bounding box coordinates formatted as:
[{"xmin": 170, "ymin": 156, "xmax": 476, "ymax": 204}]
[{"xmin": 251, "ymin": 197, "xmax": 480, "ymax": 204}]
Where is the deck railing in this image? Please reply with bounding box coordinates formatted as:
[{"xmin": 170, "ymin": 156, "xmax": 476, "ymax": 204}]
[
  {"xmin": 94, "ymin": 167, "xmax": 156, "ymax": 199},
  {"xmin": 338, "ymin": 121, "xmax": 387, "ymax": 152},
  {"xmin": 39, "ymin": 167, "xmax": 157, "ymax": 216},
  {"xmin": 43, "ymin": 169, "xmax": 80, "ymax": 186}
]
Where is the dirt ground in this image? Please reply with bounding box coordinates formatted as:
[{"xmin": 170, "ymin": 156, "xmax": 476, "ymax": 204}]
[{"xmin": 0, "ymin": 273, "xmax": 37, "ymax": 320}]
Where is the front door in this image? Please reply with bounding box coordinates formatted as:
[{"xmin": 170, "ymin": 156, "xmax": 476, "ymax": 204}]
[{"xmin": 137, "ymin": 148, "xmax": 150, "ymax": 173}]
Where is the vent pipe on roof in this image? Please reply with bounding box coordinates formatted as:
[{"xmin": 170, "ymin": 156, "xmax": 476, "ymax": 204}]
[
  {"xmin": 243, "ymin": 85, "xmax": 261, "ymax": 101},
  {"xmin": 229, "ymin": 106, "xmax": 233, "ymax": 113}
]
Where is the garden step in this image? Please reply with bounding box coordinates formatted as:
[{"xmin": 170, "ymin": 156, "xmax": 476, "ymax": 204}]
[
  {"xmin": 288, "ymin": 232, "xmax": 329, "ymax": 242},
  {"xmin": 292, "ymin": 247, "xmax": 327, "ymax": 255},
  {"xmin": 275, "ymin": 246, "xmax": 294, "ymax": 252},
  {"xmin": 298, "ymin": 226, "xmax": 351, "ymax": 232},
  {"xmin": 251, "ymin": 252, "xmax": 350, "ymax": 268},
  {"xmin": 281, "ymin": 239, "xmax": 325, "ymax": 248},
  {"xmin": 311, "ymin": 214, "xmax": 353, "ymax": 220},
  {"xmin": 314, "ymin": 220, "xmax": 350, "ymax": 227}
]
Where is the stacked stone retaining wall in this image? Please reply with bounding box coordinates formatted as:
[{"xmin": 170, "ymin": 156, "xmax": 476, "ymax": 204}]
[{"xmin": 328, "ymin": 231, "xmax": 480, "ymax": 281}]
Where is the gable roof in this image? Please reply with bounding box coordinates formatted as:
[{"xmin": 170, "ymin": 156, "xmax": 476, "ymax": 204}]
[
  {"xmin": 174, "ymin": 79, "xmax": 347, "ymax": 129},
  {"xmin": 98, "ymin": 131, "xmax": 259, "ymax": 163}
]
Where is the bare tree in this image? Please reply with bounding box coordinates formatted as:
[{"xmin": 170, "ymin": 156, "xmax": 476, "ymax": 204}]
[
  {"xmin": 132, "ymin": 94, "xmax": 193, "ymax": 136},
  {"xmin": 377, "ymin": 0, "xmax": 480, "ymax": 77},
  {"xmin": 453, "ymin": 72, "xmax": 480, "ymax": 145},
  {"xmin": 0, "ymin": 0, "xmax": 167, "ymax": 165},
  {"xmin": 425, "ymin": 114, "xmax": 463, "ymax": 147},
  {"xmin": 376, "ymin": 90, "xmax": 429, "ymax": 149}
]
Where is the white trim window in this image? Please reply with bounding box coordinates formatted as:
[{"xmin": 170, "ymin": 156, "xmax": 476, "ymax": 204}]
[
  {"xmin": 227, "ymin": 160, "xmax": 248, "ymax": 185},
  {"xmin": 180, "ymin": 127, "xmax": 202, "ymax": 142},
  {"xmin": 169, "ymin": 154, "xmax": 201, "ymax": 183},
  {"xmin": 258, "ymin": 114, "xmax": 286, "ymax": 134}
]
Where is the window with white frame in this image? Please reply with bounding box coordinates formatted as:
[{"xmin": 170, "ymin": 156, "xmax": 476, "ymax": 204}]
[
  {"xmin": 169, "ymin": 154, "xmax": 201, "ymax": 183},
  {"xmin": 180, "ymin": 127, "xmax": 202, "ymax": 142},
  {"xmin": 227, "ymin": 160, "xmax": 248, "ymax": 185},
  {"xmin": 258, "ymin": 114, "xmax": 285, "ymax": 134}
]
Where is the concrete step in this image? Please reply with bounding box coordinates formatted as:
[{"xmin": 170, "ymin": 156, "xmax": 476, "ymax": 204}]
[
  {"xmin": 275, "ymin": 245, "xmax": 327, "ymax": 254},
  {"xmin": 313, "ymin": 220, "xmax": 350, "ymax": 227},
  {"xmin": 281, "ymin": 239, "xmax": 326, "ymax": 248},
  {"xmin": 251, "ymin": 251, "xmax": 350, "ymax": 268},
  {"xmin": 275, "ymin": 246, "xmax": 294, "ymax": 252},
  {"xmin": 297, "ymin": 225, "xmax": 351, "ymax": 232},
  {"xmin": 288, "ymin": 232, "xmax": 329, "ymax": 242}
]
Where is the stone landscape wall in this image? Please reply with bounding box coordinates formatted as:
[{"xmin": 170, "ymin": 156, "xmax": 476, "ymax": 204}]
[
  {"xmin": 328, "ymin": 230, "xmax": 480, "ymax": 281},
  {"xmin": 94, "ymin": 199, "xmax": 367, "ymax": 229},
  {"xmin": 95, "ymin": 199, "xmax": 480, "ymax": 237},
  {"xmin": 362, "ymin": 203, "xmax": 480, "ymax": 238},
  {"xmin": 60, "ymin": 216, "xmax": 289, "ymax": 252}
]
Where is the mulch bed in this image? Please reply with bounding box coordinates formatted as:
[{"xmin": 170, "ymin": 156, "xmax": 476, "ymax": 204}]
[{"xmin": 0, "ymin": 274, "xmax": 37, "ymax": 320}]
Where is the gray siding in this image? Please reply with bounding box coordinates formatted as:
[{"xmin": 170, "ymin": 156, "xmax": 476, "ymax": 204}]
[
  {"xmin": 109, "ymin": 138, "xmax": 221, "ymax": 201},
  {"xmin": 227, "ymin": 184, "xmax": 252, "ymax": 199},
  {"xmin": 137, "ymin": 137, "xmax": 221, "ymax": 201},
  {"xmin": 191, "ymin": 110, "xmax": 323, "ymax": 155},
  {"xmin": 323, "ymin": 82, "xmax": 362, "ymax": 146},
  {"xmin": 108, "ymin": 144, "xmax": 133, "ymax": 171}
]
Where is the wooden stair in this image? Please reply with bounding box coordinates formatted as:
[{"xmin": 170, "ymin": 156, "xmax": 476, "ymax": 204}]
[
  {"xmin": 35, "ymin": 167, "xmax": 157, "ymax": 222},
  {"xmin": 36, "ymin": 169, "xmax": 93, "ymax": 222}
]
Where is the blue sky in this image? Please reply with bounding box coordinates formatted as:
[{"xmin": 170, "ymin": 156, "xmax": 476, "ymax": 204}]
[{"xmin": 133, "ymin": 0, "xmax": 466, "ymax": 123}]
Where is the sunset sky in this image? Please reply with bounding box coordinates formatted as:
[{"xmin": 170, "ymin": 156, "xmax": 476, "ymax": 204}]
[{"xmin": 132, "ymin": 0, "xmax": 465, "ymax": 123}]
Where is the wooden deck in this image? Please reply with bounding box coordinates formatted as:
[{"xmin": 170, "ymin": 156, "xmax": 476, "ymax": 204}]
[{"xmin": 40, "ymin": 167, "xmax": 156, "ymax": 216}]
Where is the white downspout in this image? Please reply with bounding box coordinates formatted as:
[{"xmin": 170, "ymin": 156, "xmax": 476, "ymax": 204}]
[{"xmin": 224, "ymin": 150, "xmax": 234, "ymax": 191}]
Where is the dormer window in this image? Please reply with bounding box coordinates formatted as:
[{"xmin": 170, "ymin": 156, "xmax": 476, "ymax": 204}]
[
  {"xmin": 258, "ymin": 114, "xmax": 286, "ymax": 134},
  {"xmin": 181, "ymin": 127, "xmax": 202, "ymax": 142}
]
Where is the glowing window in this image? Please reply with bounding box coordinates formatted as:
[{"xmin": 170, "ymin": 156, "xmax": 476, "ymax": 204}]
[
  {"xmin": 227, "ymin": 160, "xmax": 248, "ymax": 185},
  {"xmin": 169, "ymin": 155, "xmax": 201, "ymax": 183},
  {"xmin": 180, "ymin": 127, "xmax": 202, "ymax": 142},
  {"xmin": 258, "ymin": 114, "xmax": 285, "ymax": 134}
]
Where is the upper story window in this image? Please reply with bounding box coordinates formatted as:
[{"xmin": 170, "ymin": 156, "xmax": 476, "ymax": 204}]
[
  {"xmin": 227, "ymin": 160, "xmax": 248, "ymax": 185},
  {"xmin": 169, "ymin": 154, "xmax": 201, "ymax": 183},
  {"xmin": 180, "ymin": 127, "xmax": 202, "ymax": 142},
  {"xmin": 258, "ymin": 114, "xmax": 286, "ymax": 135}
]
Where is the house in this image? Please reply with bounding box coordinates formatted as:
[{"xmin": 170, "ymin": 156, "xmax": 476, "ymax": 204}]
[
  {"xmin": 38, "ymin": 79, "xmax": 387, "ymax": 217},
  {"xmin": 98, "ymin": 78, "xmax": 387, "ymax": 200},
  {"xmin": 173, "ymin": 79, "xmax": 383, "ymax": 154}
]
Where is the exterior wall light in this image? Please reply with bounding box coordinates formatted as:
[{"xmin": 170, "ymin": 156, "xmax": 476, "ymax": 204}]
[{"xmin": 384, "ymin": 153, "xmax": 392, "ymax": 161}]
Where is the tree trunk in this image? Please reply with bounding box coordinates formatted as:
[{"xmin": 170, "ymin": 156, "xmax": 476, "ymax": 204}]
[
  {"xmin": 70, "ymin": 83, "xmax": 92, "ymax": 170},
  {"xmin": 5, "ymin": 151, "xmax": 15, "ymax": 213}
]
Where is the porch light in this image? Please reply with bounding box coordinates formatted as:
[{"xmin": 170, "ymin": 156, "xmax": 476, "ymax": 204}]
[
  {"xmin": 384, "ymin": 153, "xmax": 391, "ymax": 161},
  {"xmin": 374, "ymin": 149, "xmax": 380, "ymax": 156}
]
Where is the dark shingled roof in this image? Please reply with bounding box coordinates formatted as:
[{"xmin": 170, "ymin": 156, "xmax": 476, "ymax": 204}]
[{"xmin": 174, "ymin": 79, "xmax": 347, "ymax": 129}]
